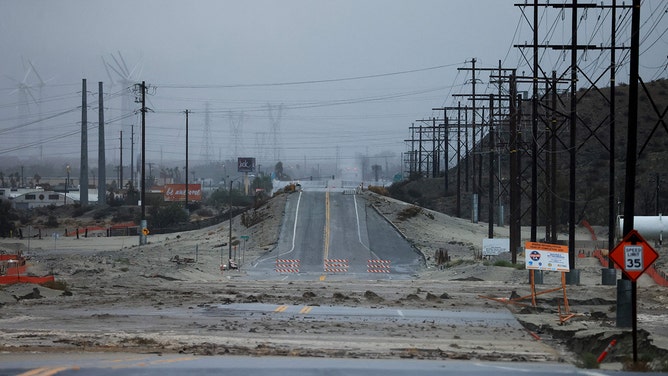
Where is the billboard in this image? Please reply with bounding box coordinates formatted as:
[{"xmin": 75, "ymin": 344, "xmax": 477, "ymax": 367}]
[
  {"xmin": 237, "ymin": 157, "xmax": 256, "ymax": 173},
  {"xmin": 482, "ymin": 238, "xmax": 510, "ymax": 256},
  {"xmin": 163, "ymin": 184, "xmax": 202, "ymax": 202}
]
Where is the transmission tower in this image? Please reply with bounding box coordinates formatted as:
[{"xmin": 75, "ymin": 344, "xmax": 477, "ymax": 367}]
[
  {"xmin": 267, "ymin": 104, "xmax": 283, "ymax": 162},
  {"xmin": 201, "ymin": 103, "xmax": 213, "ymax": 163},
  {"xmin": 255, "ymin": 132, "xmax": 267, "ymax": 167},
  {"xmin": 228, "ymin": 111, "xmax": 244, "ymax": 159}
]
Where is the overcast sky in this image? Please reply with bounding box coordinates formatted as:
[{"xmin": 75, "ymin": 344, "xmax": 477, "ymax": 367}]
[{"xmin": 0, "ymin": 0, "xmax": 666, "ymax": 176}]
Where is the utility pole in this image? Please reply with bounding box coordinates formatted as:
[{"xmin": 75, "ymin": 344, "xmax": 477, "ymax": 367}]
[
  {"xmin": 620, "ymin": 0, "xmax": 641, "ymax": 352},
  {"xmin": 488, "ymin": 95, "xmax": 495, "ymax": 239},
  {"xmin": 134, "ymin": 81, "xmax": 148, "ymax": 246},
  {"xmin": 606, "ymin": 0, "xmax": 619, "ymax": 283},
  {"xmin": 130, "ymin": 124, "xmax": 135, "ymax": 189},
  {"xmin": 119, "ymin": 130, "xmax": 123, "ymax": 189},
  {"xmin": 141, "ymin": 81, "xmax": 146, "ymax": 226},
  {"xmin": 457, "ymin": 103, "xmax": 462, "ymax": 217},
  {"xmin": 98, "ymin": 81, "xmax": 106, "ymax": 206},
  {"xmin": 80, "ymin": 78, "xmax": 89, "ymax": 206},
  {"xmin": 509, "ymin": 74, "xmax": 520, "ymax": 264},
  {"xmin": 185, "ymin": 109, "xmax": 189, "ymax": 211},
  {"xmin": 568, "ymin": 0, "xmax": 579, "ymax": 284}
]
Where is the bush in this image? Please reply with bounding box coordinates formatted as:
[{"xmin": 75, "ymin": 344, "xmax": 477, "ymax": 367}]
[
  {"xmin": 46, "ymin": 215, "xmax": 59, "ymax": 228},
  {"xmin": 493, "ymin": 260, "xmax": 525, "ymax": 270},
  {"xmin": 367, "ymin": 185, "xmax": 389, "ymax": 196},
  {"xmin": 196, "ymin": 207, "xmax": 214, "ymax": 217},
  {"xmin": 149, "ymin": 203, "xmax": 189, "ymax": 228},
  {"xmin": 397, "ymin": 205, "xmax": 422, "ymax": 221},
  {"xmin": 576, "ymin": 352, "xmax": 600, "ymax": 369},
  {"xmin": 0, "ymin": 201, "xmax": 17, "ymax": 237}
]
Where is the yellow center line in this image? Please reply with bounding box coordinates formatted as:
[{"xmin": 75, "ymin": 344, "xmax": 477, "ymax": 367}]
[
  {"xmin": 18, "ymin": 367, "xmax": 76, "ymax": 376},
  {"xmin": 275, "ymin": 305, "xmax": 289, "ymax": 312},
  {"xmin": 299, "ymin": 306, "xmax": 313, "ymax": 314}
]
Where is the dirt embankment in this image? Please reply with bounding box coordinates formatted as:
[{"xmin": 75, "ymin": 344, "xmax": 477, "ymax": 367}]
[{"xmin": 1, "ymin": 191, "xmax": 667, "ymax": 371}]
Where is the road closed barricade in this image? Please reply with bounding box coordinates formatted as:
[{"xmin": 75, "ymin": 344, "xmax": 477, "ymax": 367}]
[
  {"xmin": 275, "ymin": 259, "xmax": 300, "ymax": 273},
  {"xmin": 367, "ymin": 259, "xmax": 391, "ymax": 273},
  {"xmin": 324, "ymin": 259, "xmax": 349, "ymax": 273}
]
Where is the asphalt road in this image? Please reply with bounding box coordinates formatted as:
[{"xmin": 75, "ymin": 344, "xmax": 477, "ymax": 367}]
[
  {"xmin": 251, "ymin": 188, "xmax": 422, "ymax": 279},
  {"xmin": 0, "ymin": 353, "xmax": 638, "ymax": 376}
]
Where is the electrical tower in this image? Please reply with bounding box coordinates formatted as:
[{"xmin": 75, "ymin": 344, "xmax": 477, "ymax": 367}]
[
  {"xmin": 228, "ymin": 110, "xmax": 244, "ymax": 159},
  {"xmin": 201, "ymin": 102, "xmax": 213, "ymax": 164},
  {"xmin": 267, "ymin": 104, "xmax": 283, "ymax": 162}
]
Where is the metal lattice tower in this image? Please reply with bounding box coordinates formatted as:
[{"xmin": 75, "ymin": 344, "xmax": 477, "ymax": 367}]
[
  {"xmin": 267, "ymin": 104, "xmax": 283, "ymax": 162},
  {"xmin": 255, "ymin": 132, "xmax": 267, "ymax": 166},
  {"xmin": 201, "ymin": 102, "xmax": 213, "ymax": 163},
  {"xmin": 228, "ymin": 111, "xmax": 244, "ymax": 159}
]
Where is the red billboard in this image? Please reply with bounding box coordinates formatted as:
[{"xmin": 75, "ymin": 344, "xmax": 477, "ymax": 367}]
[{"xmin": 163, "ymin": 184, "xmax": 202, "ymax": 202}]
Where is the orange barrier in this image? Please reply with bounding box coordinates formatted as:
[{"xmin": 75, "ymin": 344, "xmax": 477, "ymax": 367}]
[
  {"xmin": 1, "ymin": 254, "xmax": 55, "ymax": 285},
  {"xmin": 581, "ymin": 219, "xmax": 598, "ymax": 241},
  {"xmin": 0, "ymin": 274, "xmax": 54, "ymax": 285},
  {"xmin": 64, "ymin": 222, "xmax": 137, "ymax": 237},
  {"xmin": 0, "ymin": 254, "xmax": 25, "ymax": 262}
]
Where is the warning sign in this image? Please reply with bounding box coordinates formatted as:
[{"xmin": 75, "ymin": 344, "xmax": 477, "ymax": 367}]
[
  {"xmin": 524, "ymin": 241, "xmax": 570, "ymax": 272},
  {"xmin": 610, "ymin": 229, "xmax": 659, "ymax": 282}
]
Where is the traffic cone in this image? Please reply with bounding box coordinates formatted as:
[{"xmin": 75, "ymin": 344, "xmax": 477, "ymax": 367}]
[{"xmin": 597, "ymin": 338, "xmax": 617, "ymax": 363}]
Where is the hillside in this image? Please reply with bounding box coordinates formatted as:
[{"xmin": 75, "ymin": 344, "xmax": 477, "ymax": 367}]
[{"xmin": 390, "ymin": 78, "xmax": 668, "ymax": 227}]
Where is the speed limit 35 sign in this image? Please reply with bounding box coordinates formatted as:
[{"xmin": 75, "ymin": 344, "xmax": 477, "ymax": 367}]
[{"xmin": 610, "ymin": 229, "xmax": 659, "ymax": 281}]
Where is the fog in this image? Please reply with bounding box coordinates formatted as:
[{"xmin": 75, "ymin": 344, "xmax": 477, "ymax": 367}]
[{"xmin": 0, "ymin": 0, "xmax": 665, "ymax": 183}]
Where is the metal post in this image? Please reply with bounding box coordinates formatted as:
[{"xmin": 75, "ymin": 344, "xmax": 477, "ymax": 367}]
[
  {"xmin": 80, "ymin": 79, "xmax": 88, "ymax": 206},
  {"xmin": 98, "ymin": 82, "xmax": 106, "ymax": 206},
  {"xmin": 65, "ymin": 164, "xmax": 70, "ymax": 205},
  {"xmin": 229, "ymin": 177, "xmax": 233, "ymax": 261},
  {"xmin": 185, "ymin": 110, "xmax": 189, "ymax": 211}
]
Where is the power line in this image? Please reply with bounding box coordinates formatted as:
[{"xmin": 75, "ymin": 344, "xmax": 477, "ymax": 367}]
[{"xmin": 156, "ymin": 62, "xmax": 466, "ymax": 89}]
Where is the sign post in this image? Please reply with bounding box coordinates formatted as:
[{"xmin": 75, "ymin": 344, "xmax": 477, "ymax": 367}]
[
  {"xmin": 240, "ymin": 235, "xmax": 249, "ymax": 267},
  {"xmin": 609, "ymin": 229, "xmax": 659, "ymax": 362}
]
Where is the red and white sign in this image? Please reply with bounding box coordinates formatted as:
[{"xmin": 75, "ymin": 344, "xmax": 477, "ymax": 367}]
[
  {"xmin": 610, "ymin": 229, "xmax": 659, "ymax": 282},
  {"xmin": 524, "ymin": 241, "xmax": 570, "ymax": 272},
  {"xmin": 163, "ymin": 184, "xmax": 202, "ymax": 202}
]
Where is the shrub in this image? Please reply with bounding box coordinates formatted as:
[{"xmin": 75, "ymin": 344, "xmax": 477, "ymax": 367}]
[
  {"xmin": 41, "ymin": 280, "xmax": 69, "ymax": 292},
  {"xmin": 397, "ymin": 205, "xmax": 422, "ymax": 221},
  {"xmin": 576, "ymin": 352, "xmax": 600, "ymax": 369},
  {"xmin": 46, "ymin": 215, "xmax": 59, "ymax": 228},
  {"xmin": 150, "ymin": 203, "xmax": 189, "ymax": 228},
  {"xmin": 367, "ymin": 185, "xmax": 389, "ymax": 196}
]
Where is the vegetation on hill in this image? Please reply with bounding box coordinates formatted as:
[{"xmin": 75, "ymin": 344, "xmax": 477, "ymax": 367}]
[{"xmin": 388, "ymin": 78, "xmax": 668, "ymax": 227}]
